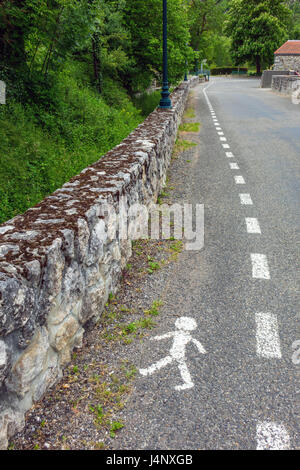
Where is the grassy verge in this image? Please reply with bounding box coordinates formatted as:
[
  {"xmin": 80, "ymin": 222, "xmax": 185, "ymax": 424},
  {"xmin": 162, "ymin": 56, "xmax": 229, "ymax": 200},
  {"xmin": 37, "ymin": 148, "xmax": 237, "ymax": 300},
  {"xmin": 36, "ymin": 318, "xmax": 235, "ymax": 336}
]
[
  {"xmin": 0, "ymin": 65, "xmax": 142, "ymax": 224},
  {"xmin": 179, "ymin": 122, "xmax": 201, "ymax": 133}
]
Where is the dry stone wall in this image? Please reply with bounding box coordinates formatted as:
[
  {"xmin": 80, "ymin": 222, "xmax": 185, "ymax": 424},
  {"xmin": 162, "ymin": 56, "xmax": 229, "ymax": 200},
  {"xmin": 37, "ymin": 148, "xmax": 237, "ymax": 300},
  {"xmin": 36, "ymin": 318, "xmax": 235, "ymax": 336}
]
[
  {"xmin": 274, "ymin": 55, "xmax": 300, "ymax": 72},
  {"xmin": 0, "ymin": 77, "xmax": 199, "ymax": 448},
  {"xmin": 261, "ymin": 70, "xmax": 289, "ymax": 88},
  {"xmin": 271, "ymin": 75, "xmax": 300, "ymax": 95}
]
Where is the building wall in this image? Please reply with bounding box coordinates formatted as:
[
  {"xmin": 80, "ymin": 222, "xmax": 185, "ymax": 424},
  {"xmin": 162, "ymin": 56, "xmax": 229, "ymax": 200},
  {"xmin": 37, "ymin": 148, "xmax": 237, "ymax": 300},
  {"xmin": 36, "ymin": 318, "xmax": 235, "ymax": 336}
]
[{"xmin": 274, "ymin": 55, "xmax": 300, "ymax": 71}]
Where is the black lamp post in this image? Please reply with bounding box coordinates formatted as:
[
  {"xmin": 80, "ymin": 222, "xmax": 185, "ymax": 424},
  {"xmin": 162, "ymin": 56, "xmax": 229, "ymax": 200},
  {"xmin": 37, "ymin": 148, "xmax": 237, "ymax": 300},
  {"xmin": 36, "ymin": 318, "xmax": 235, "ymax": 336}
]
[
  {"xmin": 184, "ymin": 42, "xmax": 188, "ymax": 81},
  {"xmin": 195, "ymin": 50, "xmax": 199, "ymax": 76},
  {"xmin": 159, "ymin": 0, "xmax": 172, "ymax": 109},
  {"xmin": 184, "ymin": 62, "xmax": 188, "ymax": 81}
]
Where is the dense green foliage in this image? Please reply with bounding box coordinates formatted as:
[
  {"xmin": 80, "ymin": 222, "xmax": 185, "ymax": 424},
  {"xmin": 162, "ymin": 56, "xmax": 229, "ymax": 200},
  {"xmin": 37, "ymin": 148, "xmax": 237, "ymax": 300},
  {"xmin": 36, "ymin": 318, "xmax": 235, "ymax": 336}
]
[
  {"xmin": 288, "ymin": 0, "xmax": 300, "ymax": 38},
  {"xmin": 188, "ymin": 0, "xmax": 233, "ymax": 68},
  {"xmin": 124, "ymin": 0, "xmax": 193, "ymax": 91},
  {"xmin": 211, "ymin": 66, "xmax": 248, "ymax": 75},
  {"xmin": 0, "ymin": 0, "xmax": 299, "ymax": 223},
  {"xmin": 0, "ymin": 65, "xmax": 142, "ymax": 223},
  {"xmin": 225, "ymin": 1, "xmax": 292, "ymax": 74}
]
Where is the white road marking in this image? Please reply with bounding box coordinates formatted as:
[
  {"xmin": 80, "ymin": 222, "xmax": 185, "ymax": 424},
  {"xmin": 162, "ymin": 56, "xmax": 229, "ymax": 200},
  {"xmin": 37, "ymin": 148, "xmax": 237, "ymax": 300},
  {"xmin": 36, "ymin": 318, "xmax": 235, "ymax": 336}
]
[
  {"xmin": 230, "ymin": 163, "xmax": 239, "ymax": 170},
  {"xmin": 220, "ymin": 137, "xmax": 227, "ymax": 142},
  {"xmin": 255, "ymin": 313, "xmax": 282, "ymax": 358},
  {"xmin": 245, "ymin": 217, "xmax": 261, "ymax": 234},
  {"xmin": 256, "ymin": 422, "xmax": 290, "ymax": 450},
  {"xmin": 234, "ymin": 175, "xmax": 246, "ymax": 184},
  {"xmin": 216, "ymin": 127, "xmax": 222, "ymax": 131},
  {"xmin": 205, "ymin": 83, "xmax": 289, "ymax": 449},
  {"xmin": 139, "ymin": 317, "xmax": 206, "ymax": 391},
  {"xmin": 251, "ymin": 254, "xmax": 270, "ymax": 279},
  {"xmin": 239, "ymin": 193, "xmax": 253, "ymax": 205}
]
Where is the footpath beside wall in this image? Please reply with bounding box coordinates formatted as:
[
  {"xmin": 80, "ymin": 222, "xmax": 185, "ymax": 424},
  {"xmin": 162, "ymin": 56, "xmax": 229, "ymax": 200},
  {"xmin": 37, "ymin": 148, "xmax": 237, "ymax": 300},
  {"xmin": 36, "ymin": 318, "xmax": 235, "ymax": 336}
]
[
  {"xmin": 0, "ymin": 77, "xmax": 199, "ymax": 448},
  {"xmin": 271, "ymin": 75, "xmax": 300, "ymax": 95}
]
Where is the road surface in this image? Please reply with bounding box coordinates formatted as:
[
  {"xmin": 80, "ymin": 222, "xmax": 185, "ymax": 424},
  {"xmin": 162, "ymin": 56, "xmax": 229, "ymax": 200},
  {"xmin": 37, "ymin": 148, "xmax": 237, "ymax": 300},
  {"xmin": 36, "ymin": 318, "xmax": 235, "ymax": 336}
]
[{"xmin": 113, "ymin": 78, "xmax": 300, "ymax": 450}]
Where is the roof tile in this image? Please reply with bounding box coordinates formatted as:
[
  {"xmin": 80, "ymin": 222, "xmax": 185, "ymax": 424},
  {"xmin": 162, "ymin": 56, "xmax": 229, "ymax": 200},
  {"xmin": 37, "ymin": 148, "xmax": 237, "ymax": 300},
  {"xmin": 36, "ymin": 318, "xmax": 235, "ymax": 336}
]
[{"xmin": 275, "ymin": 41, "xmax": 300, "ymax": 55}]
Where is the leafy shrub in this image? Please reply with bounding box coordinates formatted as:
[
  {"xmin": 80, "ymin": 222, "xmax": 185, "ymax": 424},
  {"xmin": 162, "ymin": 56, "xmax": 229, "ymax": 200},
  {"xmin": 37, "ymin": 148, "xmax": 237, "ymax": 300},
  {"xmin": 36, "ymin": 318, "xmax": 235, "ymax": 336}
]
[
  {"xmin": 132, "ymin": 91, "xmax": 161, "ymax": 117},
  {"xmin": 211, "ymin": 67, "xmax": 248, "ymax": 75},
  {"xmin": 0, "ymin": 66, "xmax": 142, "ymax": 224}
]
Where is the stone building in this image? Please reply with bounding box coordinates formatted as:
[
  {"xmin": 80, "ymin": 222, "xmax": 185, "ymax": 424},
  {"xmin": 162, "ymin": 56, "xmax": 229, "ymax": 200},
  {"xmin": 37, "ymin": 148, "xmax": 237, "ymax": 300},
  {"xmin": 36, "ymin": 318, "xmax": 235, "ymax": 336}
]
[{"xmin": 274, "ymin": 40, "xmax": 300, "ymax": 71}]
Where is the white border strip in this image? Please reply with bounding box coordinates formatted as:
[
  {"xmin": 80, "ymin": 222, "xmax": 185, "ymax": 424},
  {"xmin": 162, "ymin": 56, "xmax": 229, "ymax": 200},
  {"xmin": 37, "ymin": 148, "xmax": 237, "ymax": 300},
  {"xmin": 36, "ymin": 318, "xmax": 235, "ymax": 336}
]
[
  {"xmin": 256, "ymin": 422, "xmax": 290, "ymax": 450},
  {"xmin": 255, "ymin": 312, "xmax": 282, "ymax": 358},
  {"xmin": 251, "ymin": 254, "xmax": 270, "ymax": 279}
]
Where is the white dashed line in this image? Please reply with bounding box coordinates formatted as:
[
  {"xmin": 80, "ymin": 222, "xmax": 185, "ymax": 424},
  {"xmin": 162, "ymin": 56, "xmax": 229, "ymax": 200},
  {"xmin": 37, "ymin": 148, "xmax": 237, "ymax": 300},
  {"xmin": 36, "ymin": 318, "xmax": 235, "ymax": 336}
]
[
  {"xmin": 255, "ymin": 313, "xmax": 282, "ymax": 359},
  {"xmin": 204, "ymin": 83, "xmax": 289, "ymax": 448},
  {"xmin": 229, "ymin": 163, "xmax": 239, "ymax": 170},
  {"xmin": 234, "ymin": 175, "xmax": 246, "ymax": 184},
  {"xmin": 251, "ymin": 254, "xmax": 270, "ymax": 279},
  {"xmin": 239, "ymin": 193, "xmax": 253, "ymax": 205},
  {"xmin": 245, "ymin": 218, "xmax": 261, "ymax": 234},
  {"xmin": 256, "ymin": 422, "xmax": 290, "ymax": 450}
]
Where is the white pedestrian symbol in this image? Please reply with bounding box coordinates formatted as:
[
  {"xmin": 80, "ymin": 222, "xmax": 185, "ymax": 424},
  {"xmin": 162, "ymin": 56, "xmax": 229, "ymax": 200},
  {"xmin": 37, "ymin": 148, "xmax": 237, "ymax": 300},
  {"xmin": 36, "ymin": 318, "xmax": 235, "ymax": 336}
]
[{"xmin": 139, "ymin": 317, "xmax": 207, "ymax": 391}]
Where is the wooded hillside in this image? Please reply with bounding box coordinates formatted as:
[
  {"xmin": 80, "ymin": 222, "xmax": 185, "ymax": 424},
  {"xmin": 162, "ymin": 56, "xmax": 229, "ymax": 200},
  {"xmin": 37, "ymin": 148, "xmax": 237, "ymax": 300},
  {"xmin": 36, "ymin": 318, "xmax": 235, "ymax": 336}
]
[{"xmin": 0, "ymin": 0, "xmax": 298, "ymax": 223}]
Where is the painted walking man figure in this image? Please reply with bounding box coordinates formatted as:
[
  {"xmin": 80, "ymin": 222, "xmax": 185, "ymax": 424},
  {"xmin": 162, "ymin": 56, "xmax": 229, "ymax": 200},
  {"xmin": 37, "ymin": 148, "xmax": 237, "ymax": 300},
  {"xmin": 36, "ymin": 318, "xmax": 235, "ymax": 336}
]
[{"xmin": 139, "ymin": 317, "xmax": 206, "ymax": 391}]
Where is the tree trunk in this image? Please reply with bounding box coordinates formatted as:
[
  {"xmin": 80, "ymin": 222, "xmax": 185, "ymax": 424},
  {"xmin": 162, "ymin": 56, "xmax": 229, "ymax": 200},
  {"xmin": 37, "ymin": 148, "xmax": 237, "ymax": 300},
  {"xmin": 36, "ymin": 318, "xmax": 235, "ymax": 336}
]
[
  {"xmin": 92, "ymin": 33, "xmax": 102, "ymax": 94},
  {"xmin": 0, "ymin": 1, "xmax": 27, "ymax": 70},
  {"xmin": 256, "ymin": 56, "xmax": 261, "ymax": 75}
]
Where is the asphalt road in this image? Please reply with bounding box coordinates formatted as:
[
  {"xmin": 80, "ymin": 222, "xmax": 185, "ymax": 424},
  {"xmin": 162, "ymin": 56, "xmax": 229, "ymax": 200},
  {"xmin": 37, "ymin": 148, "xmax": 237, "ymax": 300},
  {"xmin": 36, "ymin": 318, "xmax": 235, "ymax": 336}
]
[{"xmin": 113, "ymin": 78, "xmax": 300, "ymax": 450}]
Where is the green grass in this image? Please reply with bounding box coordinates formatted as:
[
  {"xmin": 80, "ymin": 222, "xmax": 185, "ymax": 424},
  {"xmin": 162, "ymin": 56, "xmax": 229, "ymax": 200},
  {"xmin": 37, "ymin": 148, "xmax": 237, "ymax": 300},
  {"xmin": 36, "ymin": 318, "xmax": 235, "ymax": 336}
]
[
  {"xmin": 0, "ymin": 64, "xmax": 142, "ymax": 224},
  {"xmin": 110, "ymin": 421, "xmax": 124, "ymax": 438},
  {"xmin": 132, "ymin": 90, "xmax": 161, "ymax": 117},
  {"xmin": 144, "ymin": 300, "xmax": 163, "ymax": 317},
  {"xmin": 179, "ymin": 122, "xmax": 201, "ymax": 132},
  {"xmin": 172, "ymin": 138, "xmax": 197, "ymax": 158},
  {"xmin": 184, "ymin": 108, "xmax": 196, "ymax": 119}
]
